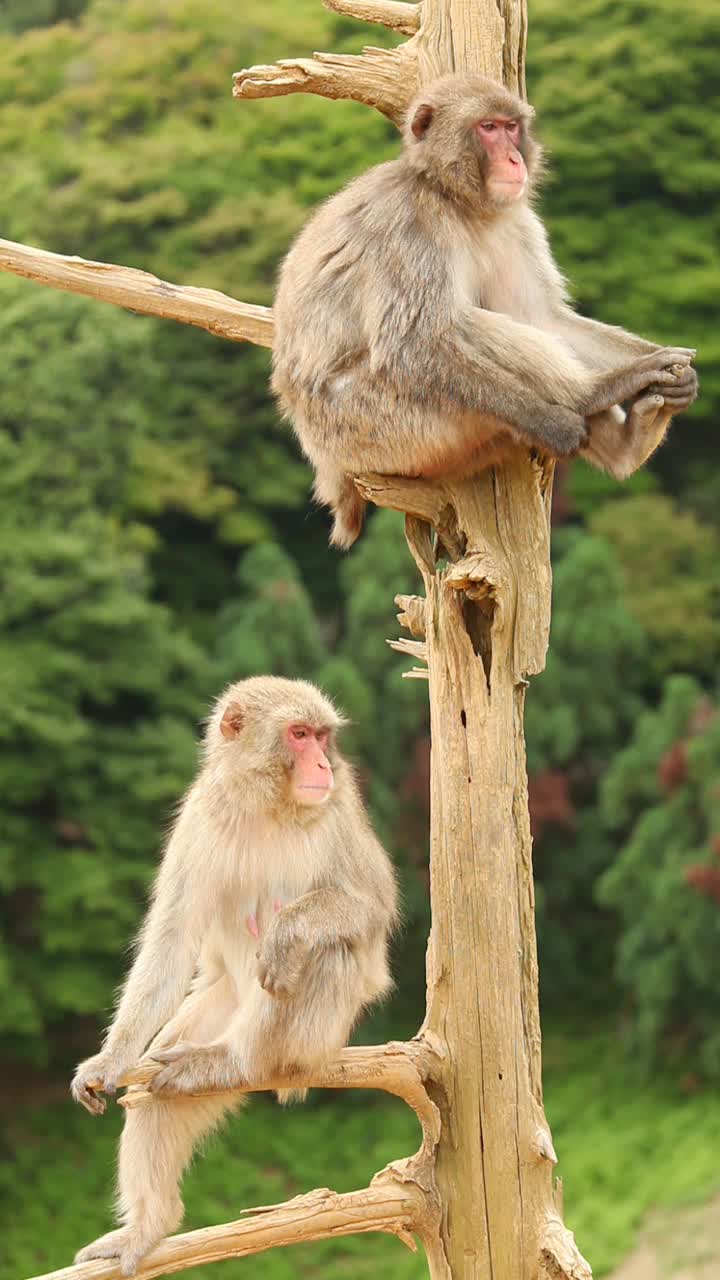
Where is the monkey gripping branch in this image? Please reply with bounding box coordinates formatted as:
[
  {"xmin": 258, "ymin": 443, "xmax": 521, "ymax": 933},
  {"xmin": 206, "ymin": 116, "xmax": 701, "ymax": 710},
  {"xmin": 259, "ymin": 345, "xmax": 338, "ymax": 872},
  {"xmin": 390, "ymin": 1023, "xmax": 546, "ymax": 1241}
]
[{"xmin": 10, "ymin": 0, "xmax": 696, "ymax": 1273}]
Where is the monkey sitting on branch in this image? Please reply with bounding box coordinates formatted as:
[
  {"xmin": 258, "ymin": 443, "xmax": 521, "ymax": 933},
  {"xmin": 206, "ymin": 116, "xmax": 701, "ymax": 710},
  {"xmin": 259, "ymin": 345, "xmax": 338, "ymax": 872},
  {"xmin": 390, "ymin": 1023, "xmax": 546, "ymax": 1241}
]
[
  {"xmin": 70, "ymin": 676, "xmax": 398, "ymax": 1277},
  {"xmin": 272, "ymin": 73, "xmax": 698, "ymax": 548}
]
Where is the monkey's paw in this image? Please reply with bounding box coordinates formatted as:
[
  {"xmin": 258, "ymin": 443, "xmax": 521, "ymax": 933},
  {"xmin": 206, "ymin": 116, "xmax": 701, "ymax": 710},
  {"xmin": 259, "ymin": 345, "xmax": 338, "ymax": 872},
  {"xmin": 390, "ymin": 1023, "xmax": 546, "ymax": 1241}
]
[
  {"xmin": 147, "ymin": 1041, "xmax": 237, "ymax": 1096},
  {"xmin": 257, "ymin": 934, "xmax": 311, "ymax": 998},
  {"xmin": 71, "ymin": 1049, "xmax": 135, "ymax": 1115},
  {"xmin": 75, "ymin": 1227, "xmax": 134, "ymax": 1265}
]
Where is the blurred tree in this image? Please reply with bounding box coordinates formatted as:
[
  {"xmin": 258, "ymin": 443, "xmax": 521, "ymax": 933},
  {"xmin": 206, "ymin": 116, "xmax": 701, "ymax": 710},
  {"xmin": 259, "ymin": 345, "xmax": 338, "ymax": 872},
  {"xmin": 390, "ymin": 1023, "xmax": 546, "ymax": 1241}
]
[
  {"xmin": 526, "ymin": 531, "xmax": 650, "ymax": 1005},
  {"xmin": 599, "ymin": 676, "xmax": 720, "ymax": 1076},
  {"xmin": 0, "ymin": 508, "xmax": 205, "ymax": 1065},
  {"xmin": 0, "ymin": 0, "xmax": 89, "ymax": 33},
  {"xmin": 216, "ymin": 541, "xmax": 327, "ymax": 681},
  {"xmin": 590, "ymin": 495, "xmax": 720, "ymax": 679}
]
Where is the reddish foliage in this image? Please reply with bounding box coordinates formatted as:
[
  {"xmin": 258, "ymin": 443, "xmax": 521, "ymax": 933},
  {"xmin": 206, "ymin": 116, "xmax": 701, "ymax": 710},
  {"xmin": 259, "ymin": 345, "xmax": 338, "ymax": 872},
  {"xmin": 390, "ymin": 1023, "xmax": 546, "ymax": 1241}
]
[
  {"xmin": 399, "ymin": 734, "xmax": 431, "ymax": 879},
  {"xmin": 658, "ymin": 741, "xmax": 688, "ymax": 793},
  {"xmin": 685, "ymin": 864, "xmax": 720, "ymax": 905},
  {"xmin": 528, "ymin": 769, "xmax": 574, "ymax": 841}
]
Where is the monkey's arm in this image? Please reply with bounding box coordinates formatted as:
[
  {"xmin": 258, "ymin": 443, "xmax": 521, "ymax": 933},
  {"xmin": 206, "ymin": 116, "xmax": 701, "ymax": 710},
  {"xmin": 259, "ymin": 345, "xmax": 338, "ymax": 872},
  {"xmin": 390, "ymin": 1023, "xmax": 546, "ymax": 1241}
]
[
  {"xmin": 461, "ymin": 308, "xmax": 695, "ymax": 417},
  {"xmin": 71, "ymin": 801, "xmax": 210, "ymax": 1112},
  {"xmin": 550, "ymin": 307, "xmax": 659, "ymax": 368},
  {"xmin": 551, "ymin": 306, "xmax": 698, "ymax": 412},
  {"xmin": 257, "ymin": 887, "xmax": 383, "ymax": 998}
]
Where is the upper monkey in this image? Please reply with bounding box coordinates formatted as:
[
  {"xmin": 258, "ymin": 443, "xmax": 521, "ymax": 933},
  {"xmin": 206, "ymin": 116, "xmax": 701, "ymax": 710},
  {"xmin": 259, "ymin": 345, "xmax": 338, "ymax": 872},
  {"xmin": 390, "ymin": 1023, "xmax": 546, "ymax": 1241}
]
[{"xmin": 272, "ymin": 73, "xmax": 697, "ymax": 547}]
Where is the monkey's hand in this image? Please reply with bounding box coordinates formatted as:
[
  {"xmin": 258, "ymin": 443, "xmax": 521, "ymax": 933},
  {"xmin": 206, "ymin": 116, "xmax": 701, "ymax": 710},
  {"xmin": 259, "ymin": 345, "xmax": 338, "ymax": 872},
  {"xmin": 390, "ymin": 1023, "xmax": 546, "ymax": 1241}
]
[
  {"xmin": 584, "ymin": 347, "xmax": 696, "ymax": 416},
  {"xmin": 644, "ymin": 362, "xmax": 698, "ymax": 414},
  {"xmin": 71, "ymin": 1048, "xmax": 137, "ymax": 1116},
  {"xmin": 257, "ymin": 913, "xmax": 312, "ymax": 999},
  {"xmin": 146, "ymin": 1041, "xmax": 239, "ymax": 1096}
]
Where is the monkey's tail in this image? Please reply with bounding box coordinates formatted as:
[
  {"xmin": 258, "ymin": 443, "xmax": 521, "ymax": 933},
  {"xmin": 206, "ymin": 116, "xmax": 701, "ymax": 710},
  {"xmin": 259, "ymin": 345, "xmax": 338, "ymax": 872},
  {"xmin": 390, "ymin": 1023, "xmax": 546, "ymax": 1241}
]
[
  {"xmin": 276, "ymin": 1088, "xmax": 308, "ymax": 1105},
  {"xmin": 314, "ymin": 468, "xmax": 366, "ymax": 549}
]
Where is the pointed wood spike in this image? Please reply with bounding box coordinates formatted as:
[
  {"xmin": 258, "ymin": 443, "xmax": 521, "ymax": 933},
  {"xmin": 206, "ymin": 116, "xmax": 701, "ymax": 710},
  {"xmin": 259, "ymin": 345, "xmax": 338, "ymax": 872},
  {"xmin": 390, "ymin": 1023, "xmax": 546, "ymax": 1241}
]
[
  {"xmin": 387, "ymin": 637, "xmax": 428, "ymax": 662},
  {"xmin": 395, "ymin": 593, "xmax": 426, "ymax": 637},
  {"xmin": 322, "ymin": 0, "xmax": 421, "ymax": 34},
  {"xmin": 233, "ymin": 48, "xmax": 415, "ymax": 122}
]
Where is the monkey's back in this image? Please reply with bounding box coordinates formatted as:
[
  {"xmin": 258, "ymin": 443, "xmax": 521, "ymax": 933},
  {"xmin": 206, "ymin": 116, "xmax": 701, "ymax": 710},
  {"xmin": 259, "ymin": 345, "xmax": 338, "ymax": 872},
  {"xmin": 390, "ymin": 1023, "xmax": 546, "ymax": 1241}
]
[{"xmin": 271, "ymin": 159, "xmax": 451, "ymax": 457}]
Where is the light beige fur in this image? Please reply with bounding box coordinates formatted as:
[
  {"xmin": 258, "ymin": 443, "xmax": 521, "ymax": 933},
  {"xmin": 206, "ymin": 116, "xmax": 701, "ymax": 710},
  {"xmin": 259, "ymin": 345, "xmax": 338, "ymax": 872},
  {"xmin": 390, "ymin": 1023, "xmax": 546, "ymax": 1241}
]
[
  {"xmin": 272, "ymin": 73, "xmax": 698, "ymax": 547},
  {"xmin": 71, "ymin": 677, "xmax": 398, "ymax": 1275}
]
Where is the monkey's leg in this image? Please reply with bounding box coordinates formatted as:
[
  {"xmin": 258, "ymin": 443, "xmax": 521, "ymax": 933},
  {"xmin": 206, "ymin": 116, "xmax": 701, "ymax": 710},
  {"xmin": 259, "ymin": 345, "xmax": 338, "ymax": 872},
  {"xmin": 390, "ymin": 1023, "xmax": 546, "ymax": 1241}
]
[
  {"xmin": 583, "ymin": 396, "xmax": 670, "ymax": 480},
  {"xmin": 76, "ymin": 977, "xmax": 239, "ymax": 1277},
  {"xmin": 236, "ymin": 946, "xmax": 363, "ymax": 1094}
]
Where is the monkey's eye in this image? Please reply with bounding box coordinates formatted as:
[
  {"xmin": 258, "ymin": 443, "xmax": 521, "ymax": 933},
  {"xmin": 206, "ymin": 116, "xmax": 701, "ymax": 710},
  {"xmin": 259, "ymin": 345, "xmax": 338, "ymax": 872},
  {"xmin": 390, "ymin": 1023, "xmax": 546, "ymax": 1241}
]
[
  {"xmin": 480, "ymin": 120, "xmax": 496, "ymax": 131},
  {"xmin": 290, "ymin": 726, "xmax": 309, "ymax": 740}
]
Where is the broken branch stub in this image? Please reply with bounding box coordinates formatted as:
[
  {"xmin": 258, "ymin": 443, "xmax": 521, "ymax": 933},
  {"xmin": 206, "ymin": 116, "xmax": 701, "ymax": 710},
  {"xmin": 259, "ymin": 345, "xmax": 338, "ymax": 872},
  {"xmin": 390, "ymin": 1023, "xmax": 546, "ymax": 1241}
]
[
  {"xmin": 233, "ymin": 47, "xmax": 417, "ymax": 123},
  {"xmin": 322, "ymin": 0, "xmax": 421, "ymax": 34}
]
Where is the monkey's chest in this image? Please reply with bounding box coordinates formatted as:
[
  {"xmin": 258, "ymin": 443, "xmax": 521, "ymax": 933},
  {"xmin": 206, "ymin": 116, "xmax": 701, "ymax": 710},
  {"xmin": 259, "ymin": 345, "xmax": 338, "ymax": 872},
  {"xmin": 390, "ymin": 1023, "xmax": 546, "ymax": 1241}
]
[{"xmin": 457, "ymin": 231, "xmax": 553, "ymax": 327}]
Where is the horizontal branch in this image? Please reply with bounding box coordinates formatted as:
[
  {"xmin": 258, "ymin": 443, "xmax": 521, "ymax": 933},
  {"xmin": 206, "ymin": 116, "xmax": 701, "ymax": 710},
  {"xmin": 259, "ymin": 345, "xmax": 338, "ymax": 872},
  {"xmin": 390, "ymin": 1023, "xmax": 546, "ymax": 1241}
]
[
  {"xmin": 233, "ymin": 45, "xmax": 417, "ymax": 122},
  {"xmin": 27, "ymin": 1179, "xmax": 428, "ymax": 1280},
  {"xmin": 322, "ymin": 0, "xmax": 421, "ymax": 33},
  {"xmin": 117, "ymin": 1039, "xmax": 441, "ymax": 1148},
  {"xmin": 0, "ymin": 239, "xmax": 274, "ymax": 348}
]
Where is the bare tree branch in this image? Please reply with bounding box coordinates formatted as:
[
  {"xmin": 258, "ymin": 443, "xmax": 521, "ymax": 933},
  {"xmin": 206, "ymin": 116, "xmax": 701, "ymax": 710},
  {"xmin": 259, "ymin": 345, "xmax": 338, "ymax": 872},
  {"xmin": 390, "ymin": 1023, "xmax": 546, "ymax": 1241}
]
[
  {"xmin": 26, "ymin": 1178, "xmax": 431, "ymax": 1280},
  {"xmin": 322, "ymin": 0, "xmax": 421, "ymax": 34},
  {"xmin": 111, "ymin": 1038, "xmax": 442, "ymax": 1150},
  {"xmin": 0, "ymin": 239, "xmax": 274, "ymax": 348},
  {"xmin": 233, "ymin": 46, "xmax": 417, "ymax": 122}
]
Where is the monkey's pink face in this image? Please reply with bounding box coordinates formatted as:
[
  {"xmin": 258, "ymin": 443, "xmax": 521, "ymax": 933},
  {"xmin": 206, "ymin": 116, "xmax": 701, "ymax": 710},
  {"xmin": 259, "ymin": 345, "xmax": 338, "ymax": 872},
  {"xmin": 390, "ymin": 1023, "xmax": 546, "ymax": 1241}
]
[
  {"xmin": 474, "ymin": 118, "xmax": 527, "ymax": 202},
  {"xmin": 287, "ymin": 724, "xmax": 334, "ymax": 806}
]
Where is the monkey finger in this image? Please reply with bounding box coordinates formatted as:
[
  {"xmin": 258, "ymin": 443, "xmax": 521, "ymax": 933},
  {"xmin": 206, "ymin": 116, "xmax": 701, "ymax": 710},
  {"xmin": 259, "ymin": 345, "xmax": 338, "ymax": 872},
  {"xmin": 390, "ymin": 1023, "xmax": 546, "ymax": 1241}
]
[
  {"xmin": 647, "ymin": 383, "xmax": 695, "ymax": 403},
  {"xmin": 652, "ymin": 347, "xmax": 695, "ymax": 367},
  {"xmin": 77, "ymin": 1085, "xmax": 106, "ymax": 1116},
  {"xmin": 147, "ymin": 1066, "xmax": 181, "ymax": 1095},
  {"xmin": 149, "ymin": 1042, "xmax": 193, "ymax": 1065}
]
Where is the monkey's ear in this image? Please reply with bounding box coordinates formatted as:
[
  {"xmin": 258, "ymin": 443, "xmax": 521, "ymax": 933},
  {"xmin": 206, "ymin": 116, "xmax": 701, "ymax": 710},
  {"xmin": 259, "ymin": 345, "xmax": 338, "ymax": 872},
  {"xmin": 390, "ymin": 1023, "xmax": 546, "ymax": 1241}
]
[
  {"xmin": 410, "ymin": 102, "xmax": 434, "ymax": 139},
  {"xmin": 220, "ymin": 701, "xmax": 245, "ymax": 740}
]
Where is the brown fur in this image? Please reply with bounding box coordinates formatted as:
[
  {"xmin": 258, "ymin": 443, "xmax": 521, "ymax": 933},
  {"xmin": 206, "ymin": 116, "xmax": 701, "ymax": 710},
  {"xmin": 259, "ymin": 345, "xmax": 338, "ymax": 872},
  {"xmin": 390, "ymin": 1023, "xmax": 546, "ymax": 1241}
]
[
  {"xmin": 71, "ymin": 677, "xmax": 398, "ymax": 1275},
  {"xmin": 272, "ymin": 73, "xmax": 697, "ymax": 547}
]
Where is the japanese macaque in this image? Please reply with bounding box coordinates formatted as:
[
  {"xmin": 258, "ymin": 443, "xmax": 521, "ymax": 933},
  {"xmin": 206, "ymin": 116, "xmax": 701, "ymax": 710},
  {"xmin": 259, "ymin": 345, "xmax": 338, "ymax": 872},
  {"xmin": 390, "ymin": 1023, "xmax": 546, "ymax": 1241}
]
[
  {"xmin": 272, "ymin": 73, "xmax": 698, "ymax": 548},
  {"xmin": 70, "ymin": 677, "xmax": 397, "ymax": 1276}
]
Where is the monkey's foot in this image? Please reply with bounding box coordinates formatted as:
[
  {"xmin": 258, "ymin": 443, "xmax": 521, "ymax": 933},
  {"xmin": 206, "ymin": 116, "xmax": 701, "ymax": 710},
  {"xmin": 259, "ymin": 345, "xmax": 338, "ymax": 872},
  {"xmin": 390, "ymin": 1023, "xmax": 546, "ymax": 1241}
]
[
  {"xmin": 75, "ymin": 1225, "xmax": 162, "ymax": 1276},
  {"xmin": 75, "ymin": 1227, "xmax": 132, "ymax": 1263},
  {"xmin": 118, "ymin": 1230, "xmax": 163, "ymax": 1278}
]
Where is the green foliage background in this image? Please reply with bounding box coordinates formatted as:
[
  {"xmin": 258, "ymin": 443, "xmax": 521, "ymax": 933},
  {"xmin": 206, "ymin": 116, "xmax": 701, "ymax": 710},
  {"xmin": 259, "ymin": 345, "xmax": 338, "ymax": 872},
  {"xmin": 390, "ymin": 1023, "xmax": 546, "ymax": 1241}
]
[{"xmin": 1, "ymin": 0, "xmax": 719, "ymax": 1274}]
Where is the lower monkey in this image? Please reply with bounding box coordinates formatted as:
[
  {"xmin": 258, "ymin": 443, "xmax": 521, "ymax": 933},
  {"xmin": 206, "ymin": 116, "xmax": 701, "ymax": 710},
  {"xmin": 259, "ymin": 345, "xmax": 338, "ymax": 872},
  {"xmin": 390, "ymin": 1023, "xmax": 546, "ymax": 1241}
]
[{"xmin": 70, "ymin": 677, "xmax": 398, "ymax": 1275}]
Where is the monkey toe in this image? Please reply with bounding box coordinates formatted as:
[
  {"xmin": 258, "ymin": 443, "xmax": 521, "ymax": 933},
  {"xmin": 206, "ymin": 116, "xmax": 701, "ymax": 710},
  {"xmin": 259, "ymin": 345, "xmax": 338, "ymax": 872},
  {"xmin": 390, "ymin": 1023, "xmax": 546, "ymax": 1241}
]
[
  {"xmin": 119, "ymin": 1240, "xmax": 155, "ymax": 1278},
  {"xmin": 75, "ymin": 1228, "xmax": 130, "ymax": 1263},
  {"xmin": 150, "ymin": 1042, "xmax": 194, "ymax": 1065}
]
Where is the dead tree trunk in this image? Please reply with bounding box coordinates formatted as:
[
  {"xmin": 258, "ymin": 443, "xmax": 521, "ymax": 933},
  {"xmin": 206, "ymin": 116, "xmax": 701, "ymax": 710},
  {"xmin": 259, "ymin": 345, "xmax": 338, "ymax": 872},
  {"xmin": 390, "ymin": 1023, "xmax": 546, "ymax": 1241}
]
[{"xmin": 10, "ymin": 2, "xmax": 593, "ymax": 1278}]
